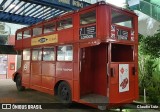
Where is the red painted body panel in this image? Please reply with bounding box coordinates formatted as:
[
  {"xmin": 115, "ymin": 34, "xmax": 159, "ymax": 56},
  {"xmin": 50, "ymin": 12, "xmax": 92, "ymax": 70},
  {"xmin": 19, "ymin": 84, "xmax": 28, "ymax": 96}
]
[
  {"xmin": 42, "ymin": 62, "xmax": 55, "ymax": 77},
  {"xmin": 41, "ymin": 76, "xmax": 55, "ymax": 90},
  {"xmin": 31, "ymin": 62, "xmax": 41, "ymax": 86},
  {"xmin": 57, "ymin": 29, "xmax": 74, "ymax": 43},
  {"xmin": 22, "ymin": 61, "xmax": 30, "ymax": 86},
  {"xmin": 23, "ymin": 38, "xmax": 31, "ymax": 48},
  {"xmin": 56, "ymin": 62, "xmax": 73, "ymax": 79},
  {"xmin": 15, "ymin": 40, "xmax": 23, "ymax": 50},
  {"xmin": 109, "ymin": 63, "xmax": 136, "ymax": 103}
]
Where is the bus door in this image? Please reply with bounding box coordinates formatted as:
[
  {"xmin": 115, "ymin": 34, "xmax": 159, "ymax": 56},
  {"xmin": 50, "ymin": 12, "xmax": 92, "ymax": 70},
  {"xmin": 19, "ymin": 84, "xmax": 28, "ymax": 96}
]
[
  {"xmin": 80, "ymin": 43, "xmax": 108, "ymax": 106},
  {"xmin": 109, "ymin": 43, "xmax": 137, "ymax": 103}
]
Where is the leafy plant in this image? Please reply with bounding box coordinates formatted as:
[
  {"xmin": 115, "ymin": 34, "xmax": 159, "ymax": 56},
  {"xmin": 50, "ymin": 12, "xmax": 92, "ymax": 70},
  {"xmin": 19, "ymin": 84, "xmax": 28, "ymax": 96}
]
[
  {"xmin": 140, "ymin": 32, "xmax": 160, "ymax": 58},
  {"xmin": 138, "ymin": 32, "xmax": 160, "ymax": 104}
]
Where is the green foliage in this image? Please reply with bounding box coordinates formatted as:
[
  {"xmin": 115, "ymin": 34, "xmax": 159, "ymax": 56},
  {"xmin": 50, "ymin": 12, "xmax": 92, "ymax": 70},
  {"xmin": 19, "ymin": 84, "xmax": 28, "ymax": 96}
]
[
  {"xmin": 147, "ymin": 66, "xmax": 160, "ymax": 104},
  {"xmin": 140, "ymin": 32, "xmax": 160, "ymax": 58},
  {"xmin": 138, "ymin": 32, "xmax": 160, "ymax": 104}
]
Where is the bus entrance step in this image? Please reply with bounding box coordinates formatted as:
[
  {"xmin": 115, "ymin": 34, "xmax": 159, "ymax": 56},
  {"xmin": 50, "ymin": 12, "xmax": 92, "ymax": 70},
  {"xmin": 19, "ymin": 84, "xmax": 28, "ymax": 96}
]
[{"xmin": 80, "ymin": 94, "xmax": 109, "ymax": 104}]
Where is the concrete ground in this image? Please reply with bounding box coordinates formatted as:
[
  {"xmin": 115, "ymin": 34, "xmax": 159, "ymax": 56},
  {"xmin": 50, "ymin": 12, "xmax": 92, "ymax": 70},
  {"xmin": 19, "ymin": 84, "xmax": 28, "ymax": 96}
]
[{"xmin": 0, "ymin": 79, "xmax": 159, "ymax": 112}]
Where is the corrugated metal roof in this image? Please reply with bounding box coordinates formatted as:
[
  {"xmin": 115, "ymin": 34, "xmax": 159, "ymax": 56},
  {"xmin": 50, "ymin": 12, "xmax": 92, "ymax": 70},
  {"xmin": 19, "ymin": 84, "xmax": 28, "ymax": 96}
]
[{"xmin": 0, "ymin": 0, "xmax": 90, "ymax": 25}]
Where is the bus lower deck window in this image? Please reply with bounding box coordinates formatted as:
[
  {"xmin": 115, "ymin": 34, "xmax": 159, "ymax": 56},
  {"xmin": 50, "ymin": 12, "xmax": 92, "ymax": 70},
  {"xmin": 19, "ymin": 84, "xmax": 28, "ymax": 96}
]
[
  {"xmin": 111, "ymin": 44, "xmax": 134, "ymax": 62},
  {"xmin": 43, "ymin": 47, "xmax": 55, "ymax": 61},
  {"xmin": 57, "ymin": 45, "xmax": 73, "ymax": 61},
  {"xmin": 32, "ymin": 48, "xmax": 42, "ymax": 61},
  {"xmin": 23, "ymin": 49, "xmax": 30, "ymax": 60}
]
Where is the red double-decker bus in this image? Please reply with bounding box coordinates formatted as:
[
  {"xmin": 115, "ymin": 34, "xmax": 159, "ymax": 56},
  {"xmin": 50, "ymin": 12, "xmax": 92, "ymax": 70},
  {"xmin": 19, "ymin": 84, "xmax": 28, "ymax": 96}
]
[{"xmin": 13, "ymin": 2, "xmax": 139, "ymax": 109}]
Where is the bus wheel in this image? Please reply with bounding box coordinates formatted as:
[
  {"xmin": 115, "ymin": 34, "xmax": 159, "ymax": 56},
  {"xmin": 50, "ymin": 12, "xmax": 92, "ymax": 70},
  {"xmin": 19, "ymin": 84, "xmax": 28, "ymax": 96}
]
[
  {"xmin": 58, "ymin": 81, "xmax": 72, "ymax": 105},
  {"xmin": 16, "ymin": 75, "xmax": 25, "ymax": 91}
]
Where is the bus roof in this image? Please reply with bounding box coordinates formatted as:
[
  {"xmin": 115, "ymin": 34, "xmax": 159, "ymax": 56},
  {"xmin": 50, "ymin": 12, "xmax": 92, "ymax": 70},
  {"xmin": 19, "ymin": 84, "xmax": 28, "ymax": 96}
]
[{"xmin": 16, "ymin": 1, "xmax": 137, "ymax": 32}]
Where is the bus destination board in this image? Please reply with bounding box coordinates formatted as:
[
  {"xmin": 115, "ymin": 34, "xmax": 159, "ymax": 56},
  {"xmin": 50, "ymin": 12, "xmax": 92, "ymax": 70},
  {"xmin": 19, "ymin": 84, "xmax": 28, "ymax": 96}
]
[
  {"xmin": 79, "ymin": 25, "xmax": 96, "ymax": 39},
  {"xmin": 117, "ymin": 29, "xmax": 128, "ymax": 40}
]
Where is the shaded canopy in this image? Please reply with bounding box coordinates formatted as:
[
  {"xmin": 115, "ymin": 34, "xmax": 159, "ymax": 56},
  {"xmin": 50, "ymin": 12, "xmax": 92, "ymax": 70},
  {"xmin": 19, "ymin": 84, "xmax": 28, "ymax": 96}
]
[{"xmin": 0, "ymin": 45, "xmax": 20, "ymax": 54}]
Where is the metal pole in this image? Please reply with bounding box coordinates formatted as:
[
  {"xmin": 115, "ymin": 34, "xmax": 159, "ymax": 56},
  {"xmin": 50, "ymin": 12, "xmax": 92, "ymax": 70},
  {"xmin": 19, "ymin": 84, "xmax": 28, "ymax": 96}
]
[{"xmin": 144, "ymin": 88, "xmax": 146, "ymax": 103}]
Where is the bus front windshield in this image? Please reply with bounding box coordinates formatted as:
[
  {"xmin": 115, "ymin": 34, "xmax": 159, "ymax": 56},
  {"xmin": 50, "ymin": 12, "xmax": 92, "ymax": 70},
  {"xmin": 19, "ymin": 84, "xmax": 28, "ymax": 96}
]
[{"xmin": 111, "ymin": 10, "xmax": 133, "ymax": 28}]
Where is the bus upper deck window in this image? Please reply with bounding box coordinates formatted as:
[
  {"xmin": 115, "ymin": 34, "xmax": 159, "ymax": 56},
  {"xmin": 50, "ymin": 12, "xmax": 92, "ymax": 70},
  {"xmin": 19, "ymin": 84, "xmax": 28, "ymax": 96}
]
[
  {"xmin": 32, "ymin": 48, "xmax": 42, "ymax": 61},
  {"xmin": 80, "ymin": 10, "xmax": 96, "ymax": 26},
  {"xmin": 23, "ymin": 30, "xmax": 31, "ymax": 39},
  {"xmin": 23, "ymin": 49, "xmax": 30, "ymax": 60},
  {"xmin": 57, "ymin": 18, "xmax": 73, "ymax": 30},
  {"xmin": 44, "ymin": 23, "xmax": 55, "ymax": 33},
  {"xmin": 33, "ymin": 26, "xmax": 42, "ymax": 36},
  {"xmin": 111, "ymin": 10, "xmax": 133, "ymax": 28},
  {"xmin": 17, "ymin": 32, "xmax": 22, "ymax": 40}
]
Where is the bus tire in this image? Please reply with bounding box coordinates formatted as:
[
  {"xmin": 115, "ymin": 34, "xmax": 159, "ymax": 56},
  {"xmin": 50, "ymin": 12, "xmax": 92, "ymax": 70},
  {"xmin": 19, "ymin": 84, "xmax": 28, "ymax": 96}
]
[
  {"xmin": 16, "ymin": 75, "xmax": 25, "ymax": 91},
  {"xmin": 58, "ymin": 81, "xmax": 72, "ymax": 105}
]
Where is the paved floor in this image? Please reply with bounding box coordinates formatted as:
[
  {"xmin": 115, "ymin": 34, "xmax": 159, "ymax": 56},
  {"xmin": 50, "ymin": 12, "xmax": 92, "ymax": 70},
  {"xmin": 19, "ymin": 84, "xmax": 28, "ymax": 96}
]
[{"xmin": 0, "ymin": 79, "xmax": 159, "ymax": 112}]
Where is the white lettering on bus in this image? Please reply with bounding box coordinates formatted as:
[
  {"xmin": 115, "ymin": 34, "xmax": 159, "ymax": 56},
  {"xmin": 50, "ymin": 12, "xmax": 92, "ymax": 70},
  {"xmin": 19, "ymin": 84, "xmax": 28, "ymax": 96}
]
[
  {"xmin": 81, "ymin": 35, "xmax": 94, "ymax": 39},
  {"xmin": 57, "ymin": 68, "xmax": 72, "ymax": 72}
]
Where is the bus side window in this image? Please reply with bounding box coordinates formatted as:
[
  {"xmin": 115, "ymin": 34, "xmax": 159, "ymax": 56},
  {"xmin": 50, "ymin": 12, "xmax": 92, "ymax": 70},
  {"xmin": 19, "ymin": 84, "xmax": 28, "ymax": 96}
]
[
  {"xmin": 23, "ymin": 30, "xmax": 31, "ymax": 39},
  {"xmin": 57, "ymin": 18, "xmax": 73, "ymax": 30},
  {"xmin": 57, "ymin": 45, "xmax": 73, "ymax": 61},
  {"xmin": 32, "ymin": 48, "xmax": 42, "ymax": 61},
  {"xmin": 43, "ymin": 47, "xmax": 55, "ymax": 61},
  {"xmin": 111, "ymin": 10, "xmax": 133, "ymax": 28},
  {"xmin": 80, "ymin": 10, "xmax": 96, "ymax": 26},
  {"xmin": 23, "ymin": 49, "xmax": 30, "ymax": 60},
  {"xmin": 33, "ymin": 26, "xmax": 42, "ymax": 36},
  {"xmin": 44, "ymin": 23, "xmax": 55, "ymax": 33},
  {"xmin": 17, "ymin": 32, "xmax": 22, "ymax": 40},
  {"xmin": 65, "ymin": 46, "xmax": 73, "ymax": 61}
]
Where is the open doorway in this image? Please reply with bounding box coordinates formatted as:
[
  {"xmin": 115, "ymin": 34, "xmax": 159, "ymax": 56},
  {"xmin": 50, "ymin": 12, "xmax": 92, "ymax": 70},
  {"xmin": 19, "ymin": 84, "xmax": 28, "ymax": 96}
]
[{"xmin": 80, "ymin": 43, "xmax": 108, "ymax": 104}]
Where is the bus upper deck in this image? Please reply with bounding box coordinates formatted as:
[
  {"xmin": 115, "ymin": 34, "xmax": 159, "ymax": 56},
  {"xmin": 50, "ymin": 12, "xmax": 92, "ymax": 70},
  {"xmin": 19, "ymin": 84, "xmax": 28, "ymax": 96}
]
[{"xmin": 15, "ymin": 1, "xmax": 138, "ymax": 50}]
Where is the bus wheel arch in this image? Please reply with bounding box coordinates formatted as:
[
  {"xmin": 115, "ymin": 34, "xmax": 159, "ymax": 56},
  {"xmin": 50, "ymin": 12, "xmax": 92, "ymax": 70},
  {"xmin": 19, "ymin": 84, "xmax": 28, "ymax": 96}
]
[
  {"xmin": 55, "ymin": 80, "xmax": 72, "ymax": 104},
  {"xmin": 15, "ymin": 74, "xmax": 25, "ymax": 91},
  {"xmin": 14, "ymin": 73, "xmax": 18, "ymax": 82},
  {"xmin": 54, "ymin": 80, "xmax": 63, "ymax": 95}
]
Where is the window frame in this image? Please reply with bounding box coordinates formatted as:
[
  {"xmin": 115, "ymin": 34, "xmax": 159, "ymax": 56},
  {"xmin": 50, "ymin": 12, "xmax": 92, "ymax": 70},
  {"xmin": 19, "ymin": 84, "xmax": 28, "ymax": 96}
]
[
  {"xmin": 79, "ymin": 9, "xmax": 96, "ymax": 27},
  {"xmin": 111, "ymin": 8, "xmax": 134, "ymax": 29},
  {"xmin": 32, "ymin": 25, "xmax": 43, "ymax": 37},
  {"xmin": 23, "ymin": 29, "xmax": 32, "ymax": 39},
  {"xmin": 43, "ymin": 22, "xmax": 56, "ymax": 34},
  {"xmin": 23, "ymin": 49, "xmax": 31, "ymax": 61},
  {"xmin": 57, "ymin": 45, "xmax": 73, "ymax": 62},
  {"xmin": 57, "ymin": 17, "xmax": 73, "ymax": 31},
  {"xmin": 42, "ymin": 47, "xmax": 55, "ymax": 61},
  {"xmin": 32, "ymin": 48, "xmax": 42, "ymax": 61},
  {"xmin": 16, "ymin": 32, "xmax": 22, "ymax": 40},
  {"xmin": 111, "ymin": 43, "xmax": 134, "ymax": 62}
]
